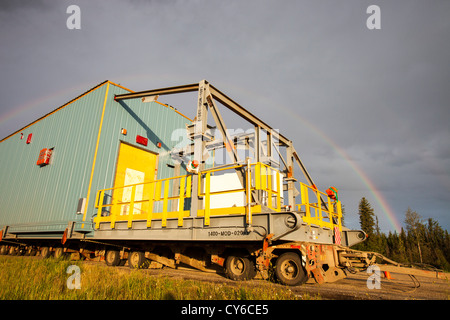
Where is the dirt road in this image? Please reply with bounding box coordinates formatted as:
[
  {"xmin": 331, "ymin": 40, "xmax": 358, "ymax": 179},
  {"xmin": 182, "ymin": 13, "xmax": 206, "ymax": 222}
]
[{"xmin": 136, "ymin": 265, "xmax": 449, "ymax": 300}]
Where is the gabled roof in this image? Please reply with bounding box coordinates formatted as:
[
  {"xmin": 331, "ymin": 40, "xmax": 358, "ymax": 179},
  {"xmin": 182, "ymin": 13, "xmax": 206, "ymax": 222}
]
[{"xmin": 1, "ymin": 80, "xmax": 192, "ymax": 143}]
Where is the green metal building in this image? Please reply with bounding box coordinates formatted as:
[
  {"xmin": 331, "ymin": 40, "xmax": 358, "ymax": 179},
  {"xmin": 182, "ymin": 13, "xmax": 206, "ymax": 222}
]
[{"xmin": 0, "ymin": 80, "xmax": 192, "ymax": 238}]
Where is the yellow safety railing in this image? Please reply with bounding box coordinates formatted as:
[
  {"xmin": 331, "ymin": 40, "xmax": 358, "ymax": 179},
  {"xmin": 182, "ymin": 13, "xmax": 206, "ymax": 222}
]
[
  {"xmin": 297, "ymin": 183, "xmax": 342, "ymax": 231},
  {"xmin": 196, "ymin": 162, "xmax": 282, "ymax": 225},
  {"xmin": 94, "ymin": 174, "xmax": 192, "ymax": 229},
  {"xmin": 93, "ymin": 162, "xmax": 283, "ymax": 229},
  {"xmin": 93, "ymin": 162, "xmax": 341, "ymax": 231}
]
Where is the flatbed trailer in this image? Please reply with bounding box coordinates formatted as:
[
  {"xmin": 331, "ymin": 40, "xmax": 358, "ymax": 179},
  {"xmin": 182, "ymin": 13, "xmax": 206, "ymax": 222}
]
[{"xmin": 5, "ymin": 80, "xmax": 430, "ymax": 286}]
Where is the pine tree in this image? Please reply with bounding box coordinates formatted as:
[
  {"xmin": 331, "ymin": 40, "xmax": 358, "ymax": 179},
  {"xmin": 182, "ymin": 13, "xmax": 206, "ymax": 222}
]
[
  {"xmin": 405, "ymin": 208, "xmax": 423, "ymax": 263},
  {"xmin": 358, "ymin": 197, "xmax": 376, "ymax": 236},
  {"xmin": 398, "ymin": 228, "xmax": 408, "ymax": 263},
  {"xmin": 422, "ymin": 218, "xmax": 449, "ymax": 269},
  {"xmin": 356, "ymin": 197, "xmax": 377, "ymax": 251},
  {"xmin": 347, "ymin": 200, "xmax": 450, "ymax": 271}
]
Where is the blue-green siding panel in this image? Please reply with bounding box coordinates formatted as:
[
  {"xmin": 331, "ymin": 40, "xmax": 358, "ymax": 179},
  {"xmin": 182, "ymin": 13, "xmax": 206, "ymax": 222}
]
[
  {"xmin": 0, "ymin": 81, "xmax": 192, "ymax": 235},
  {"xmin": 0, "ymin": 84, "xmax": 107, "ymax": 233},
  {"xmin": 84, "ymin": 85, "xmax": 192, "ymax": 224}
]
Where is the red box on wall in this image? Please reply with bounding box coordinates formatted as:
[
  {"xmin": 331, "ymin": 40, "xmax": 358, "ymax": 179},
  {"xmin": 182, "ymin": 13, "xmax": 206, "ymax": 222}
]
[
  {"xmin": 26, "ymin": 133, "xmax": 33, "ymax": 144},
  {"xmin": 136, "ymin": 135, "xmax": 148, "ymax": 146},
  {"xmin": 37, "ymin": 148, "xmax": 52, "ymax": 166}
]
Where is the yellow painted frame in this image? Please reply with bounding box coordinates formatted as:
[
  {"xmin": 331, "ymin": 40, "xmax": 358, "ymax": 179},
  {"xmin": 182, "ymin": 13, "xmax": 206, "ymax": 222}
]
[
  {"xmin": 298, "ymin": 183, "xmax": 342, "ymax": 231},
  {"xmin": 94, "ymin": 174, "xmax": 192, "ymax": 229},
  {"xmin": 93, "ymin": 162, "xmax": 342, "ymax": 232}
]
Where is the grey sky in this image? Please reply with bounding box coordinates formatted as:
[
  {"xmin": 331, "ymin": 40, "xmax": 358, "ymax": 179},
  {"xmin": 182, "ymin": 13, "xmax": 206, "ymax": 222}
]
[{"xmin": 1, "ymin": 0, "xmax": 449, "ymax": 233}]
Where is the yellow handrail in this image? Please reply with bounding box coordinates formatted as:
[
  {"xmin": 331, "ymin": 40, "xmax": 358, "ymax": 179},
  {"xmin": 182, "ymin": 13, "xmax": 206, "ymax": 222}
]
[
  {"xmin": 298, "ymin": 183, "xmax": 342, "ymax": 231},
  {"xmin": 94, "ymin": 174, "xmax": 192, "ymax": 229},
  {"xmin": 196, "ymin": 162, "xmax": 283, "ymax": 225},
  {"xmin": 93, "ymin": 162, "xmax": 283, "ymax": 229},
  {"xmin": 93, "ymin": 162, "xmax": 340, "ymax": 232}
]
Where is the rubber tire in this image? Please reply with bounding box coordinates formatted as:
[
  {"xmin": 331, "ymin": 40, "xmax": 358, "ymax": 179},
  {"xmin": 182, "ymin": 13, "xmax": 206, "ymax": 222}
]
[
  {"xmin": 275, "ymin": 252, "xmax": 307, "ymax": 286},
  {"xmin": 54, "ymin": 247, "xmax": 66, "ymax": 259},
  {"xmin": 105, "ymin": 250, "xmax": 121, "ymax": 267},
  {"xmin": 25, "ymin": 247, "xmax": 37, "ymax": 256},
  {"xmin": 225, "ymin": 255, "xmax": 255, "ymax": 281},
  {"xmin": 128, "ymin": 251, "xmax": 149, "ymax": 269},
  {"xmin": 0, "ymin": 245, "xmax": 8, "ymax": 255},
  {"xmin": 247, "ymin": 258, "xmax": 258, "ymax": 280},
  {"xmin": 40, "ymin": 247, "xmax": 52, "ymax": 259},
  {"xmin": 8, "ymin": 246, "xmax": 17, "ymax": 256}
]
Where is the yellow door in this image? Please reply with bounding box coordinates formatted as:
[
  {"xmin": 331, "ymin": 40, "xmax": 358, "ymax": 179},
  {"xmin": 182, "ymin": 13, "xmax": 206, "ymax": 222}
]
[{"xmin": 112, "ymin": 143, "xmax": 158, "ymax": 218}]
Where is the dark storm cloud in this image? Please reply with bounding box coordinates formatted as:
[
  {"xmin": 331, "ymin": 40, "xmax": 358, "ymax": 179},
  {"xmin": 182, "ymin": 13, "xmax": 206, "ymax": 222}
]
[
  {"xmin": 0, "ymin": 0, "xmax": 52, "ymax": 12},
  {"xmin": 0, "ymin": 0, "xmax": 449, "ymax": 232}
]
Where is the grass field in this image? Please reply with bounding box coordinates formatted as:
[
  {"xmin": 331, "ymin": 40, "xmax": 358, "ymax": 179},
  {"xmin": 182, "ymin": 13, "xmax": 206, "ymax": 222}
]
[{"xmin": 0, "ymin": 256, "xmax": 317, "ymax": 300}]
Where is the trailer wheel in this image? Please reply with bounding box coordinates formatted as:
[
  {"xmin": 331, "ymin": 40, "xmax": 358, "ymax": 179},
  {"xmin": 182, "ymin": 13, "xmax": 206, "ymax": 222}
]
[
  {"xmin": 0, "ymin": 245, "xmax": 8, "ymax": 255},
  {"xmin": 128, "ymin": 251, "xmax": 149, "ymax": 269},
  {"xmin": 105, "ymin": 250, "xmax": 121, "ymax": 266},
  {"xmin": 40, "ymin": 247, "xmax": 52, "ymax": 259},
  {"xmin": 225, "ymin": 255, "xmax": 255, "ymax": 281},
  {"xmin": 275, "ymin": 252, "xmax": 307, "ymax": 286},
  {"xmin": 8, "ymin": 246, "xmax": 17, "ymax": 256},
  {"xmin": 27, "ymin": 247, "xmax": 37, "ymax": 256},
  {"xmin": 24, "ymin": 247, "xmax": 32, "ymax": 256},
  {"xmin": 54, "ymin": 247, "xmax": 66, "ymax": 259}
]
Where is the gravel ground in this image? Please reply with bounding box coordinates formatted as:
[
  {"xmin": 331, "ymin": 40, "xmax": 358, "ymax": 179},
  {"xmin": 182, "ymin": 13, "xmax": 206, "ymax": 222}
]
[{"xmin": 129, "ymin": 264, "xmax": 450, "ymax": 300}]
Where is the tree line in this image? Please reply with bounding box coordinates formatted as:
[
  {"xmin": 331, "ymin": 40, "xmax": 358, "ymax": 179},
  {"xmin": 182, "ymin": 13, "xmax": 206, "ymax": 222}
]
[{"xmin": 348, "ymin": 197, "xmax": 450, "ymax": 271}]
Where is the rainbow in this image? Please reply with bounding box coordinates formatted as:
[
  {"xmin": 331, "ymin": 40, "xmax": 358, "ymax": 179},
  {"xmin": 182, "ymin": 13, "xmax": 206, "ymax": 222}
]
[
  {"xmin": 0, "ymin": 74, "xmax": 182, "ymax": 138},
  {"xmin": 220, "ymin": 82, "xmax": 403, "ymax": 233},
  {"xmin": 0, "ymin": 82, "xmax": 96, "ymax": 138},
  {"xmin": 267, "ymin": 100, "xmax": 403, "ymax": 233},
  {"xmin": 302, "ymin": 119, "xmax": 403, "ymax": 233}
]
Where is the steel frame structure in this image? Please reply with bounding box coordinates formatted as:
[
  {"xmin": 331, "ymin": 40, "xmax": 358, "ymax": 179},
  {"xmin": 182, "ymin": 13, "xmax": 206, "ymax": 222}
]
[{"xmin": 114, "ymin": 80, "xmax": 325, "ymax": 216}]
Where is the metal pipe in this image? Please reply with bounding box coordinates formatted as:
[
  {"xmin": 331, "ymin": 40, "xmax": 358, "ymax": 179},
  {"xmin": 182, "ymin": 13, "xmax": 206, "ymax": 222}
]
[
  {"xmin": 114, "ymin": 83, "xmax": 199, "ymax": 101},
  {"xmin": 246, "ymin": 157, "xmax": 252, "ymax": 226},
  {"xmin": 113, "ymin": 80, "xmax": 291, "ymax": 146}
]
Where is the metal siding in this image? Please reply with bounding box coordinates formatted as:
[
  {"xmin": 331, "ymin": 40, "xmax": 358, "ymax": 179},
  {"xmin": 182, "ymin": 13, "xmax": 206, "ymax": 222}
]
[
  {"xmin": 0, "ymin": 84, "xmax": 108, "ymax": 232},
  {"xmin": 84, "ymin": 85, "xmax": 192, "ymax": 224},
  {"xmin": 0, "ymin": 82, "xmax": 192, "ymax": 235}
]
